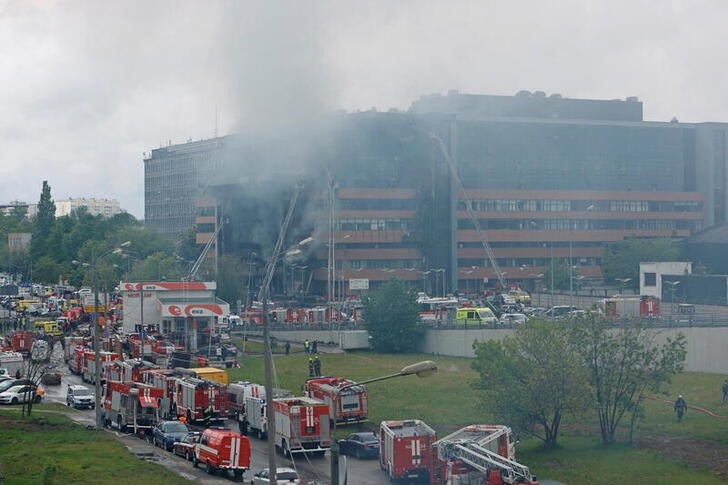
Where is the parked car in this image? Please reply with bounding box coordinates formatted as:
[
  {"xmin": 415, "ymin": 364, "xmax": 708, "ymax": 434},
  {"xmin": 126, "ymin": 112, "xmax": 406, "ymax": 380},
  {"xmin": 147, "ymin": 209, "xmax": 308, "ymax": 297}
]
[
  {"xmin": 251, "ymin": 467, "xmax": 300, "ymax": 484},
  {"xmin": 338, "ymin": 431, "xmax": 380, "ymax": 459},
  {"xmin": 499, "ymin": 313, "xmax": 527, "ymax": 325},
  {"xmin": 152, "ymin": 420, "xmax": 190, "ymax": 451},
  {"xmin": 66, "ymin": 384, "xmax": 95, "ymax": 409},
  {"xmin": 0, "ymin": 379, "xmax": 34, "ymax": 393},
  {"xmin": 173, "ymin": 431, "xmax": 202, "ymax": 460},
  {"xmin": 545, "ymin": 305, "xmax": 577, "ymax": 318},
  {"xmin": 0, "ymin": 383, "xmax": 40, "ymax": 404},
  {"xmin": 41, "ymin": 369, "xmax": 62, "ymax": 385}
]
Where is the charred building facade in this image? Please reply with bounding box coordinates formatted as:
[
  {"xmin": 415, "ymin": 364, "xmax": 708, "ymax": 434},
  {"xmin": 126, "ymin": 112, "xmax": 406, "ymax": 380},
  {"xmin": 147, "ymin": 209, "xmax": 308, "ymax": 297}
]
[{"xmin": 145, "ymin": 91, "xmax": 728, "ymax": 297}]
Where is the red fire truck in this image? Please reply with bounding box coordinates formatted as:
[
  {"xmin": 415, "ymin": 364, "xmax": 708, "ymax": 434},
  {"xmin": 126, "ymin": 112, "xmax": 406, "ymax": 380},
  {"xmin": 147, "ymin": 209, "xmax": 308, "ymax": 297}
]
[
  {"xmin": 603, "ymin": 295, "xmax": 660, "ymax": 319},
  {"xmin": 102, "ymin": 381, "xmax": 164, "ymax": 434},
  {"xmin": 105, "ymin": 359, "xmax": 155, "ymax": 384},
  {"xmin": 10, "ymin": 331, "xmax": 34, "ymax": 355},
  {"xmin": 429, "ymin": 425, "xmax": 539, "ymax": 485},
  {"xmin": 140, "ymin": 368, "xmax": 179, "ymax": 419},
  {"xmin": 82, "ymin": 350, "xmax": 120, "ymax": 384},
  {"xmin": 273, "ymin": 396, "xmax": 331, "ymax": 457},
  {"xmin": 380, "ymin": 419, "xmax": 437, "ymax": 481},
  {"xmin": 192, "ymin": 427, "xmax": 250, "ymax": 479},
  {"xmin": 304, "ymin": 376, "xmax": 368, "ymax": 425},
  {"xmin": 128, "ymin": 335, "xmax": 155, "ymax": 359},
  {"xmin": 68, "ymin": 346, "xmax": 86, "ymax": 374},
  {"xmin": 174, "ymin": 377, "xmax": 227, "ymax": 423}
]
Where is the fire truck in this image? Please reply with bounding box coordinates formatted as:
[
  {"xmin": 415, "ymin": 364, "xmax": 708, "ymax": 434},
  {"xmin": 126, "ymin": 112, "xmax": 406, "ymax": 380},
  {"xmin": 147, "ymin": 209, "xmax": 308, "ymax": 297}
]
[
  {"xmin": 429, "ymin": 425, "xmax": 539, "ymax": 485},
  {"xmin": 379, "ymin": 419, "xmax": 437, "ymax": 481},
  {"xmin": 192, "ymin": 427, "xmax": 250, "ymax": 479},
  {"xmin": 173, "ymin": 377, "xmax": 227, "ymax": 423},
  {"xmin": 236, "ymin": 383, "xmax": 293, "ymax": 438},
  {"xmin": 105, "ymin": 359, "xmax": 155, "ymax": 384},
  {"xmin": 603, "ymin": 295, "xmax": 660, "ymax": 319},
  {"xmin": 10, "ymin": 331, "xmax": 34, "ymax": 355},
  {"xmin": 304, "ymin": 376, "xmax": 368, "ymax": 425},
  {"xmin": 140, "ymin": 368, "xmax": 178, "ymax": 419},
  {"xmin": 102, "ymin": 381, "xmax": 164, "ymax": 434},
  {"xmin": 272, "ymin": 396, "xmax": 331, "ymax": 457},
  {"xmin": 128, "ymin": 335, "xmax": 155, "ymax": 359},
  {"xmin": 82, "ymin": 350, "xmax": 121, "ymax": 384}
]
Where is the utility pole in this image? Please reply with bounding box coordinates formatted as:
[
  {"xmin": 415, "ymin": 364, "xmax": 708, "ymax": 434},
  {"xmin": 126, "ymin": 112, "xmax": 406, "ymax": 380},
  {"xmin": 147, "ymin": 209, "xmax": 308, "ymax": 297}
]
[{"xmin": 92, "ymin": 262, "xmax": 102, "ymax": 428}]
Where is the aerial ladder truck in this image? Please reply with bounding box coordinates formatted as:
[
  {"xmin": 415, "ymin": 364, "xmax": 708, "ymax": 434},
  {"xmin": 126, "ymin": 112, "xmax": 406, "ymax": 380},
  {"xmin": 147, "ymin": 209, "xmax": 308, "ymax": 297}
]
[{"xmin": 429, "ymin": 425, "xmax": 539, "ymax": 485}]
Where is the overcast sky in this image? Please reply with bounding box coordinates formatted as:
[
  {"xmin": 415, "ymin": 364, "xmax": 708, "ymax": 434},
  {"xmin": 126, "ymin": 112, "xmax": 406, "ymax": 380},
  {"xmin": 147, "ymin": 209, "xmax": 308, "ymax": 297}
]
[{"xmin": 1, "ymin": 0, "xmax": 726, "ymax": 217}]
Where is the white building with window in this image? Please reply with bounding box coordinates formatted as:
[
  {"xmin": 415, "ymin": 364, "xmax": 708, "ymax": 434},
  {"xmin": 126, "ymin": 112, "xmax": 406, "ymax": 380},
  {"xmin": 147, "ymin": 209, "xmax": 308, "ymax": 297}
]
[
  {"xmin": 55, "ymin": 198, "xmax": 122, "ymax": 217},
  {"xmin": 640, "ymin": 262, "xmax": 692, "ymax": 298}
]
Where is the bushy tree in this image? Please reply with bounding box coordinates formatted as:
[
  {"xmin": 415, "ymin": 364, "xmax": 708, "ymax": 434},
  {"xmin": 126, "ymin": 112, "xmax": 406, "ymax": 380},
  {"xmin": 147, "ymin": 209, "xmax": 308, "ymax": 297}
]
[
  {"xmin": 363, "ymin": 279, "xmax": 423, "ymax": 353},
  {"xmin": 569, "ymin": 316, "xmax": 687, "ymax": 444},
  {"xmin": 542, "ymin": 262, "xmax": 571, "ymax": 291},
  {"xmin": 603, "ymin": 237, "xmax": 680, "ymax": 287},
  {"xmin": 471, "ymin": 320, "xmax": 589, "ymax": 446}
]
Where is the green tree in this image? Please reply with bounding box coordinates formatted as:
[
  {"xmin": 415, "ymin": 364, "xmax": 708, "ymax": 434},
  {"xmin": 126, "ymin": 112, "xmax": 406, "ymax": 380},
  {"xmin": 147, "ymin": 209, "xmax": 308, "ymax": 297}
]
[
  {"xmin": 471, "ymin": 320, "xmax": 589, "ymax": 446},
  {"xmin": 542, "ymin": 262, "xmax": 571, "ymax": 291},
  {"xmin": 569, "ymin": 316, "xmax": 687, "ymax": 444},
  {"xmin": 603, "ymin": 237, "xmax": 680, "ymax": 287},
  {"xmin": 31, "ymin": 181, "xmax": 56, "ymax": 260},
  {"xmin": 363, "ymin": 279, "xmax": 423, "ymax": 353},
  {"xmin": 33, "ymin": 256, "xmax": 61, "ymax": 284}
]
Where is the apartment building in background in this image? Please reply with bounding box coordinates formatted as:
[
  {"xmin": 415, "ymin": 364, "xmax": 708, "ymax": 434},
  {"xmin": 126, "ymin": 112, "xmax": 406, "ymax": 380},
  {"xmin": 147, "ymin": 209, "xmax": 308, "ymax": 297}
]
[{"xmin": 55, "ymin": 198, "xmax": 122, "ymax": 218}]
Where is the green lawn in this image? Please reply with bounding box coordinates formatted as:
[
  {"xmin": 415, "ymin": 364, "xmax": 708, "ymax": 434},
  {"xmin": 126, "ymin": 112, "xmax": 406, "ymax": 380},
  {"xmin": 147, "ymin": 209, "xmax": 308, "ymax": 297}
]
[
  {"xmin": 0, "ymin": 409, "xmax": 189, "ymax": 485},
  {"xmin": 230, "ymin": 345, "xmax": 728, "ymax": 484}
]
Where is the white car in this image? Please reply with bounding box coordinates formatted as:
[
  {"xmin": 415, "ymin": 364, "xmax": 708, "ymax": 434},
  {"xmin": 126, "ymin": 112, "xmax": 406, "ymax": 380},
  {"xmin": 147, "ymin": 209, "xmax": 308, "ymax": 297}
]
[
  {"xmin": 251, "ymin": 467, "xmax": 301, "ymax": 484},
  {"xmin": 0, "ymin": 384, "xmax": 40, "ymax": 405},
  {"xmin": 499, "ymin": 313, "xmax": 527, "ymax": 324}
]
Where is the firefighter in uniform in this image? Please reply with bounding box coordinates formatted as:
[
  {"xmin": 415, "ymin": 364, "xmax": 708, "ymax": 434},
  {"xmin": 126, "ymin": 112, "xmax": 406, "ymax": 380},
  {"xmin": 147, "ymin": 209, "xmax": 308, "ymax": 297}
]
[
  {"xmin": 308, "ymin": 358, "xmax": 315, "ymax": 377},
  {"xmin": 313, "ymin": 355, "xmax": 321, "ymax": 376}
]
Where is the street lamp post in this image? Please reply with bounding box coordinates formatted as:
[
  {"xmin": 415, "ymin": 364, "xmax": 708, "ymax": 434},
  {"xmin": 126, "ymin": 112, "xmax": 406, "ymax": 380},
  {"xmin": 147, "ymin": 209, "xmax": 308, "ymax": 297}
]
[
  {"xmin": 75, "ymin": 240, "xmax": 130, "ymax": 429},
  {"xmin": 330, "ymin": 361, "xmax": 437, "ymax": 485},
  {"xmin": 665, "ymin": 281, "xmax": 680, "ymax": 315}
]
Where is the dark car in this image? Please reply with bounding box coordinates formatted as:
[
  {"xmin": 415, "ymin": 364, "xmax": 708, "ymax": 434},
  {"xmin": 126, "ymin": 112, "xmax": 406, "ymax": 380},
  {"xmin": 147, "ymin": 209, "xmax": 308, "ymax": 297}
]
[
  {"xmin": 173, "ymin": 431, "xmax": 202, "ymax": 461},
  {"xmin": 338, "ymin": 432, "xmax": 379, "ymax": 459},
  {"xmin": 152, "ymin": 420, "xmax": 190, "ymax": 451}
]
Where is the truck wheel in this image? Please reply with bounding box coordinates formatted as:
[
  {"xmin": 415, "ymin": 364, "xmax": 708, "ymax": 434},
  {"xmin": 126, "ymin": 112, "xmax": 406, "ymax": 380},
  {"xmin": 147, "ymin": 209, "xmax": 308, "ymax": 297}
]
[
  {"xmin": 186, "ymin": 410, "xmax": 192, "ymax": 423},
  {"xmin": 186, "ymin": 450, "xmax": 193, "ymax": 462},
  {"xmin": 205, "ymin": 462, "xmax": 215, "ymax": 475},
  {"xmin": 233, "ymin": 469, "xmax": 243, "ymax": 481}
]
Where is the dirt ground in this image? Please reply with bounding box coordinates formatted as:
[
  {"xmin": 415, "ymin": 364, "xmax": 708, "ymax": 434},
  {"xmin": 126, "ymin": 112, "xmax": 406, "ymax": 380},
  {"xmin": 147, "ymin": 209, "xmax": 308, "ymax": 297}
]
[{"xmin": 635, "ymin": 435, "xmax": 728, "ymax": 481}]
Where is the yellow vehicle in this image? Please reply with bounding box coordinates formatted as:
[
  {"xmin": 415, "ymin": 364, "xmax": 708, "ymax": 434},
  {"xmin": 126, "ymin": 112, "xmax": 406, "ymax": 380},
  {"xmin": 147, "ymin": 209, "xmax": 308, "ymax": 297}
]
[
  {"xmin": 455, "ymin": 307, "xmax": 498, "ymax": 325},
  {"xmin": 509, "ymin": 290, "xmax": 531, "ymax": 304},
  {"xmin": 17, "ymin": 299, "xmax": 41, "ymax": 312},
  {"xmin": 185, "ymin": 367, "xmax": 228, "ymax": 385},
  {"xmin": 33, "ymin": 320, "xmax": 63, "ymax": 337}
]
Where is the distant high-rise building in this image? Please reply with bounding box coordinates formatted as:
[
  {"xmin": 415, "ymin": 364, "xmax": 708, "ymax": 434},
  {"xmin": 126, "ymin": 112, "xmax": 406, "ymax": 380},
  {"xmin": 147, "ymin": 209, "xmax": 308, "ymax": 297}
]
[{"xmin": 55, "ymin": 198, "xmax": 122, "ymax": 218}]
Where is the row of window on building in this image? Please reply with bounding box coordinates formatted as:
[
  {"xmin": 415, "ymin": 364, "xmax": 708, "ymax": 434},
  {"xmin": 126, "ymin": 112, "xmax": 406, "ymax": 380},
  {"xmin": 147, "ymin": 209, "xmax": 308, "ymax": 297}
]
[
  {"xmin": 458, "ymin": 218, "xmax": 700, "ymax": 232},
  {"xmin": 458, "ymin": 198, "xmax": 701, "ymax": 213}
]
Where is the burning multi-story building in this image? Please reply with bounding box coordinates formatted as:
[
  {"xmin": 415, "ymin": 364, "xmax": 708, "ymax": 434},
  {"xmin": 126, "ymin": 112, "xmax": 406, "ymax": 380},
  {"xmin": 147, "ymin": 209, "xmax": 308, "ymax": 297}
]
[{"xmin": 145, "ymin": 90, "xmax": 728, "ymax": 297}]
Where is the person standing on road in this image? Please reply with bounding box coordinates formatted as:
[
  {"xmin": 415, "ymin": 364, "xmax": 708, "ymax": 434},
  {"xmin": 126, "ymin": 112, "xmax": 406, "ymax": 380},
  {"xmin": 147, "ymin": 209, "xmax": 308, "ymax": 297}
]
[
  {"xmin": 303, "ymin": 339, "xmax": 310, "ymax": 355},
  {"xmin": 674, "ymin": 395, "xmax": 687, "ymax": 422},
  {"xmin": 722, "ymin": 379, "xmax": 728, "ymax": 403},
  {"xmin": 238, "ymin": 413, "xmax": 249, "ymax": 436},
  {"xmin": 284, "ymin": 341, "xmax": 290, "ymax": 356},
  {"xmin": 313, "ymin": 355, "xmax": 321, "ymax": 376}
]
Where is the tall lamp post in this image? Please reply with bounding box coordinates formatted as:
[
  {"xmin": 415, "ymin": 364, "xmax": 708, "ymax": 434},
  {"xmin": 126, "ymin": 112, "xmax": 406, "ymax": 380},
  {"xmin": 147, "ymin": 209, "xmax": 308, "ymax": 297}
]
[
  {"xmin": 330, "ymin": 360, "xmax": 437, "ymax": 485},
  {"xmin": 73, "ymin": 240, "xmax": 131, "ymax": 428},
  {"xmin": 665, "ymin": 280, "xmax": 680, "ymax": 315}
]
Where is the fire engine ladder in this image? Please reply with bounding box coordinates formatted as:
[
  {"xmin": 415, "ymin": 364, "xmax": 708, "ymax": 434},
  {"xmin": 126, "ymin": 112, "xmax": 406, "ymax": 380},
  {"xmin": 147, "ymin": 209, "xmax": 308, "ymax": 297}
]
[{"xmin": 438, "ymin": 440, "xmax": 533, "ymax": 484}]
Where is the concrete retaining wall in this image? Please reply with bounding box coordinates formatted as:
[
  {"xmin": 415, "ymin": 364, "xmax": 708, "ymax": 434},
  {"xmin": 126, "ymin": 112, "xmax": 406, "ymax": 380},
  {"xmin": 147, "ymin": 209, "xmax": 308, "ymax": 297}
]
[
  {"xmin": 423, "ymin": 326, "xmax": 728, "ymax": 374},
  {"xmin": 266, "ymin": 327, "xmax": 728, "ymax": 374}
]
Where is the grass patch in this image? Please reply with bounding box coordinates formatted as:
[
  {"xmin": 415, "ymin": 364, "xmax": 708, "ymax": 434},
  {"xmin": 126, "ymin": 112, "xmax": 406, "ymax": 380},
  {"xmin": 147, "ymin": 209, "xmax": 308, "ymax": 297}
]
[
  {"xmin": 0, "ymin": 410, "xmax": 189, "ymax": 484},
  {"xmin": 519, "ymin": 434, "xmax": 726, "ymax": 485}
]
